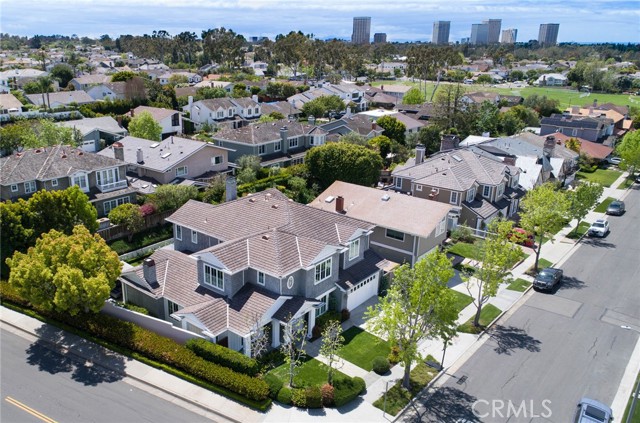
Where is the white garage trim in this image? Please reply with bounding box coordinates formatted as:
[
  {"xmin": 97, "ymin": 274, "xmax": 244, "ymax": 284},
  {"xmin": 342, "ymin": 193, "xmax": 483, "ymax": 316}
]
[{"xmin": 346, "ymin": 273, "xmax": 379, "ymax": 310}]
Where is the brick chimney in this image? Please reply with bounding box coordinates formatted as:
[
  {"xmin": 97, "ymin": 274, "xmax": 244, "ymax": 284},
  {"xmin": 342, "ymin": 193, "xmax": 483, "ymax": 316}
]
[
  {"xmin": 143, "ymin": 258, "xmax": 157, "ymax": 285},
  {"xmin": 335, "ymin": 196, "xmax": 345, "ymax": 213},
  {"xmin": 113, "ymin": 141, "xmax": 125, "ymax": 161}
]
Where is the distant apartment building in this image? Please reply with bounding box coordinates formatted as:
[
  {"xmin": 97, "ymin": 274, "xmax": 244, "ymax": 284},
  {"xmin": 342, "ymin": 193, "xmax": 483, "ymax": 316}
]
[
  {"xmin": 501, "ymin": 28, "xmax": 518, "ymax": 44},
  {"xmin": 483, "ymin": 19, "xmax": 502, "ymax": 44},
  {"xmin": 470, "ymin": 23, "xmax": 489, "ymax": 45},
  {"xmin": 432, "ymin": 21, "xmax": 451, "ymax": 45},
  {"xmin": 538, "ymin": 23, "xmax": 560, "ymax": 46},
  {"xmin": 373, "ymin": 33, "xmax": 387, "ymax": 43},
  {"xmin": 352, "ymin": 17, "xmax": 371, "ymax": 45}
]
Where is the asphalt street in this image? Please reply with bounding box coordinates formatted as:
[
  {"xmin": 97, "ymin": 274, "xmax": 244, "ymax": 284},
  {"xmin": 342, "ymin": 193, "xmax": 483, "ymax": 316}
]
[
  {"xmin": 400, "ymin": 186, "xmax": 640, "ymax": 423},
  {"xmin": 0, "ymin": 328, "xmax": 216, "ymax": 423}
]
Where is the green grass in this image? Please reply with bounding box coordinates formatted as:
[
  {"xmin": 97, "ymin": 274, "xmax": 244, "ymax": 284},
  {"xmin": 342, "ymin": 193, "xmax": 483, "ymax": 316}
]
[
  {"xmin": 268, "ymin": 356, "xmax": 349, "ymax": 388},
  {"xmin": 617, "ymin": 177, "xmax": 636, "ymax": 190},
  {"xmin": 594, "ymin": 197, "xmax": 616, "ymax": 213},
  {"xmin": 450, "ymin": 290, "xmax": 474, "ymax": 315},
  {"xmin": 576, "ymin": 169, "xmax": 622, "ymax": 187},
  {"xmin": 457, "ymin": 304, "xmax": 503, "ymax": 334},
  {"xmin": 567, "ymin": 221, "xmax": 591, "ymax": 239},
  {"xmin": 506, "ymin": 278, "xmax": 532, "ymax": 292},
  {"xmin": 372, "ymin": 360, "xmax": 439, "ymax": 416},
  {"xmin": 526, "ymin": 258, "xmax": 554, "ymax": 276},
  {"xmin": 337, "ymin": 327, "xmax": 392, "ymax": 371},
  {"xmin": 621, "ymin": 371, "xmax": 640, "ymax": 423},
  {"xmin": 447, "ymin": 242, "xmax": 481, "ymax": 261}
]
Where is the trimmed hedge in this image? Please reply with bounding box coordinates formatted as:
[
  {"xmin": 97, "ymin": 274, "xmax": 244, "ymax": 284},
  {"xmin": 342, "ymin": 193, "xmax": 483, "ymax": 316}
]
[
  {"xmin": 291, "ymin": 388, "xmax": 307, "ymax": 408},
  {"xmin": 186, "ymin": 338, "xmax": 260, "ymax": 376},
  {"xmin": 321, "ymin": 383, "xmax": 335, "ymax": 407},
  {"xmin": 333, "ymin": 376, "xmax": 366, "ymax": 407},
  {"xmin": 277, "ymin": 387, "xmax": 292, "ymax": 405},
  {"xmin": 372, "ymin": 356, "xmax": 391, "ymax": 374},
  {"xmin": 264, "ymin": 373, "xmax": 284, "ymax": 399},
  {"xmin": 305, "ymin": 385, "xmax": 323, "ymax": 409}
]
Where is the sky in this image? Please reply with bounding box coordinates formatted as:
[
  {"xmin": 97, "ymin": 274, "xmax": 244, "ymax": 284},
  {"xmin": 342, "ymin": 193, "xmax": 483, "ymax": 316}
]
[{"xmin": 1, "ymin": 0, "xmax": 638, "ymax": 43}]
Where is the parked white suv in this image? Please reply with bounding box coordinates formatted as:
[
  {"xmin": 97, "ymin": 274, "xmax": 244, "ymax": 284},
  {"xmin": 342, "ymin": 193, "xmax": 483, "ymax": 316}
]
[{"xmin": 588, "ymin": 219, "xmax": 609, "ymax": 237}]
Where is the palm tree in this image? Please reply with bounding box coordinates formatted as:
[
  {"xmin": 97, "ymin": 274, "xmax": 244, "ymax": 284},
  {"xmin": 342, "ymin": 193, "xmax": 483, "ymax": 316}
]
[{"xmin": 37, "ymin": 76, "xmax": 53, "ymax": 111}]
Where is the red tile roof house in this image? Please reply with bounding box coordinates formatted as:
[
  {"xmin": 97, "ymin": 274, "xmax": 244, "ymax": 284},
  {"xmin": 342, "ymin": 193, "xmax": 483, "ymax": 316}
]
[
  {"xmin": 549, "ymin": 133, "xmax": 613, "ymax": 161},
  {"xmin": 118, "ymin": 189, "xmax": 391, "ymax": 356}
]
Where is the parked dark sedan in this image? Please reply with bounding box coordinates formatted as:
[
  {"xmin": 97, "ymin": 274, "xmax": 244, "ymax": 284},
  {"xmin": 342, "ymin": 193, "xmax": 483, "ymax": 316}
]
[
  {"xmin": 606, "ymin": 200, "xmax": 625, "ymax": 216},
  {"xmin": 533, "ymin": 267, "xmax": 563, "ymax": 291}
]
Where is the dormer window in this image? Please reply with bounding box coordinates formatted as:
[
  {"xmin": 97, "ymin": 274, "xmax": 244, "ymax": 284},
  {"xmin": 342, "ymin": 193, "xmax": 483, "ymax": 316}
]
[
  {"xmin": 203, "ymin": 264, "xmax": 224, "ymax": 291},
  {"xmin": 349, "ymin": 239, "xmax": 360, "ymax": 261},
  {"xmin": 71, "ymin": 172, "xmax": 89, "ymax": 192},
  {"xmin": 314, "ymin": 257, "xmax": 332, "ymax": 284}
]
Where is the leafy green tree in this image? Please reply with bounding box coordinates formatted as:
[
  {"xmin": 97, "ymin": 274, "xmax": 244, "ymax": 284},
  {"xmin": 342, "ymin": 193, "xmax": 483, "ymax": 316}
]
[
  {"xmin": 376, "ymin": 115, "xmax": 406, "ymax": 145},
  {"xmin": 111, "ymin": 71, "xmax": 138, "ymax": 82},
  {"xmin": 476, "ymin": 74, "xmax": 493, "ymax": 85},
  {"xmin": 523, "ymin": 95, "xmax": 560, "ymax": 117},
  {"xmin": 202, "ymin": 27, "xmax": 246, "ymax": 68},
  {"xmin": 519, "ymin": 183, "xmax": 570, "ymax": 271},
  {"xmin": 50, "ymin": 64, "xmax": 74, "ymax": 88},
  {"xmin": 274, "ymin": 31, "xmax": 310, "ymax": 78},
  {"xmin": 195, "ymin": 86, "xmax": 227, "ymax": 100},
  {"xmin": 465, "ymin": 219, "xmax": 523, "ymax": 328},
  {"xmin": 7, "ymin": 225, "xmax": 121, "ymax": 315},
  {"xmin": 22, "ymin": 80, "xmax": 42, "ymax": 94},
  {"xmin": 367, "ymin": 135, "xmax": 392, "ymax": 162},
  {"xmin": 301, "ymin": 95, "xmax": 345, "ymax": 119},
  {"xmin": 475, "ymin": 101, "xmax": 500, "ymax": 136},
  {"xmin": 414, "ymin": 125, "xmax": 442, "ymax": 156},
  {"xmin": 28, "ymin": 186, "xmax": 99, "ymax": 236},
  {"xmin": 565, "ymin": 137, "xmax": 582, "ymax": 153},
  {"xmin": 366, "ymin": 251, "xmax": 458, "ymax": 389},
  {"xmin": 402, "ymin": 88, "xmax": 426, "ymax": 105},
  {"xmin": 509, "ymin": 70, "xmax": 524, "ymax": 81},
  {"xmin": 305, "ymin": 143, "xmax": 383, "ymax": 189},
  {"xmin": 108, "ymin": 203, "xmax": 144, "ymax": 241},
  {"xmin": 498, "ymin": 111, "xmax": 525, "ymax": 135},
  {"xmin": 339, "ymin": 132, "xmax": 368, "ymax": 146},
  {"xmin": 128, "ymin": 111, "xmax": 162, "ymax": 141},
  {"xmin": 616, "ymin": 130, "xmax": 640, "ymax": 174},
  {"xmin": 168, "ymin": 74, "xmax": 189, "ymax": 86},
  {"xmin": 566, "ymin": 182, "xmax": 604, "ymax": 235},
  {"xmin": 150, "ymin": 185, "xmax": 199, "ymax": 212},
  {"xmin": 0, "ymin": 200, "xmax": 35, "ymax": 278},
  {"xmin": 319, "ymin": 320, "xmax": 344, "ymax": 385},
  {"xmin": 203, "ymin": 174, "xmax": 227, "ymax": 204}
]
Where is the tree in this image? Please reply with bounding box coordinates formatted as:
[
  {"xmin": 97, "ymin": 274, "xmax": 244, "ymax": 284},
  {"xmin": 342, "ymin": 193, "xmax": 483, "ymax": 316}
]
[
  {"xmin": 305, "ymin": 142, "xmax": 383, "ymax": 190},
  {"xmin": 465, "ymin": 219, "xmax": 523, "ymax": 328},
  {"xmin": 301, "ymin": 95, "xmax": 345, "ymax": 119},
  {"xmin": 616, "ymin": 130, "xmax": 640, "ymax": 174},
  {"xmin": 248, "ymin": 313, "xmax": 270, "ymax": 360},
  {"xmin": 498, "ymin": 111, "xmax": 525, "ymax": 136},
  {"xmin": 414, "ymin": 125, "xmax": 442, "ymax": 156},
  {"xmin": 203, "ymin": 174, "xmax": 227, "ymax": 204},
  {"xmin": 509, "ymin": 70, "xmax": 524, "ymax": 81},
  {"xmin": 202, "ymin": 27, "xmax": 246, "ymax": 68},
  {"xmin": 565, "ymin": 137, "xmax": 582, "ymax": 153},
  {"xmin": 523, "ymin": 94, "xmax": 560, "ymax": 117},
  {"xmin": 476, "ymin": 74, "xmax": 493, "ymax": 85},
  {"xmin": 376, "ymin": 115, "xmax": 406, "ymax": 145},
  {"xmin": 28, "ymin": 186, "xmax": 99, "ymax": 236},
  {"xmin": 319, "ymin": 320, "xmax": 344, "ymax": 385},
  {"xmin": 566, "ymin": 182, "xmax": 604, "ymax": 235},
  {"xmin": 150, "ymin": 185, "xmax": 199, "ymax": 212},
  {"xmin": 366, "ymin": 251, "xmax": 458, "ymax": 389},
  {"xmin": 274, "ymin": 31, "xmax": 309, "ymax": 78},
  {"xmin": 128, "ymin": 111, "xmax": 162, "ymax": 141},
  {"xmin": 339, "ymin": 132, "xmax": 368, "ymax": 146},
  {"xmin": 36, "ymin": 75, "xmax": 53, "ymax": 110},
  {"xmin": 402, "ymin": 88, "xmax": 426, "ymax": 105},
  {"xmin": 368, "ymin": 135, "xmax": 393, "ymax": 162},
  {"xmin": 7, "ymin": 225, "xmax": 121, "ymax": 315},
  {"xmin": 50, "ymin": 64, "xmax": 74, "ymax": 88},
  {"xmin": 475, "ymin": 101, "xmax": 500, "ymax": 136},
  {"xmin": 280, "ymin": 316, "xmax": 308, "ymax": 387},
  {"xmin": 108, "ymin": 203, "xmax": 144, "ymax": 241},
  {"xmin": 519, "ymin": 183, "xmax": 570, "ymax": 271},
  {"xmin": 111, "ymin": 71, "xmax": 138, "ymax": 82}
]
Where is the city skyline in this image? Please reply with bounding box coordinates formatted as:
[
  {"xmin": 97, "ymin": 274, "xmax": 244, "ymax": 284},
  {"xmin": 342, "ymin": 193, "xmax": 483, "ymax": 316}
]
[{"xmin": 0, "ymin": 0, "xmax": 638, "ymax": 43}]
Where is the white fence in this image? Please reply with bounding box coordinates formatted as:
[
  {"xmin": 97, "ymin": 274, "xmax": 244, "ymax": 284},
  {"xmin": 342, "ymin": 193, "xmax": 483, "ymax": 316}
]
[{"xmin": 118, "ymin": 238, "xmax": 174, "ymax": 262}]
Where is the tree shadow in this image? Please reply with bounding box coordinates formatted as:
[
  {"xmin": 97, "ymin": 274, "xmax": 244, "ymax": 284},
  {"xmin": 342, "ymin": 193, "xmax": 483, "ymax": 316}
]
[
  {"xmin": 557, "ymin": 275, "xmax": 586, "ymax": 291},
  {"xmin": 26, "ymin": 324, "xmax": 126, "ymax": 386},
  {"xmin": 582, "ymin": 235, "xmax": 616, "ymax": 249},
  {"xmin": 487, "ymin": 325, "xmax": 542, "ymax": 355},
  {"xmin": 402, "ymin": 386, "xmax": 482, "ymax": 422}
]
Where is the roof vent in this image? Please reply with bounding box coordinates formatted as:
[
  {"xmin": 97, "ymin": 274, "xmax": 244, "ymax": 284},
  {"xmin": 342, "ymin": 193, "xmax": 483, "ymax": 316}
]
[
  {"xmin": 452, "ymin": 154, "xmax": 463, "ymax": 162},
  {"xmin": 249, "ymin": 198, "xmax": 256, "ymax": 203},
  {"xmin": 381, "ymin": 194, "xmax": 390, "ymax": 201},
  {"xmin": 262, "ymin": 234, "xmax": 270, "ymax": 240},
  {"xmin": 325, "ymin": 195, "xmax": 335, "ymax": 203},
  {"xmin": 35, "ymin": 149, "xmax": 42, "ymax": 153},
  {"xmin": 272, "ymin": 204, "xmax": 279, "ymax": 209},
  {"xmin": 161, "ymin": 152, "xmax": 171, "ymax": 159},
  {"xmin": 150, "ymin": 143, "xmax": 160, "ymax": 148}
]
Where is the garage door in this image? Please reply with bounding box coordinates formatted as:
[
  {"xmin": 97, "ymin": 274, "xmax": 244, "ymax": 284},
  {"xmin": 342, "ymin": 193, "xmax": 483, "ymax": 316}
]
[{"xmin": 346, "ymin": 273, "xmax": 379, "ymax": 310}]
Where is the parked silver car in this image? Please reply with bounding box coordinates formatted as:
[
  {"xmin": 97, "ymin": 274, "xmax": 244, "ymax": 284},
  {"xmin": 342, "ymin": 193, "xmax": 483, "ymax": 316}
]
[
  {"xmin": 574, "ymin": 398, "xmax": 613, "ymax": 422},
  {"xmin": 606, "ymin": 200, "xmax": 625, "ymax": 216}
]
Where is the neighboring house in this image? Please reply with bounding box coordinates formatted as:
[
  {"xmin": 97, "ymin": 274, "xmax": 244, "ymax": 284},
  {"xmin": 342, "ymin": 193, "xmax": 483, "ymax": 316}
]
[
  {"xmin": 129, "ymin": 106, "xmax": 183, "ymax": 139},
  {"xmin": 0, "ymin": 93, "xmax": 24, "ymax": 114},
  {"xmin": 461, "ymin": 91, "xmax": 500, "ymax": 107},
  {"xmin": 0, "ymin": 145, "xmax": 134, "ymax": 217},
  {"xmin": 540, "ymin": 113, "xmax": 613, "ymax": 142},
  {"xmin": 194, "ymin": 80, "xmax": 234, "ymax": 93},
  {"xmin": 310, "ymin": 181, "xmax": 451, "ymax": 266},
  {"xmin": 378, "ymin": 84, "xmax": 412, "ymax": 101},
  {"xmin": 548, "ymin": 133, "xmax": 613, "ymax": 162},
  {"xmin": 358, "ymin": 109, "xmax": 425, "ymax": 137},
  {"xmin": 261, "ymin": 101, "xmax": 302, "ymax": 120},
  {"xmin": 119, "ymin": 188, "xmax": 391, "ymax": 356},
  {"xmin": 58, "ymin": 116, "xmax": 128, "ymax": 152},
  {"xmin": 363, "ymin": 87, "xmax": 400, "ymax": 109},
  {"xmin": 0, "ymin": 68, "xmax": 48, "ymax": 90},
  {"xmin": 288, "ymin": 83, "xmax": 369, "ymax": 112},
  {"xmin": 26, "ymin": 90, "xmax": 95, "ymax": 108},
  {"xmin": 319, "ymin": 114, "xmax": 384, "ymax": 141},
  {"xmin": 569, "ymin": 102, "xmax": 632, "ymax": 138},
  {"xmin": 213, "ymin": 119, "xmax": 326, "ymax": 167},
  {"xmin": 69, "ymin": 74, "xmax": 111, "ymax": 91},
  {"xmin": 86, "ymin": 82, "xmax": 127, "ymax": 101},
  {"xmin": 392, "ymin": 146, "xmax": 524, "ymax": 234},
  {"xmin": 184, "ymin": 97, "xmax": 261, "ymax": 130},
  {"xmin": 534, "ymin": 73, "xmax": 568, "ymax": 86},
  {"xmin": 157, "ymin": 71, "xmax": 202, "ymax": 85},
  {"xmin": 395, "ymin": 103, "xmax": 435, "ymax": 121},
  {"xmin": 97, "ymin": 136, "xmax": 232, "ymax": 192}
]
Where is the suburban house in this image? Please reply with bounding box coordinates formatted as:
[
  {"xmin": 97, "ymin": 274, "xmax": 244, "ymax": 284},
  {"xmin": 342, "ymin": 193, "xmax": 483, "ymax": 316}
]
[
  {"xmin": 362, "ymin": 87, "xmax": 400, "ymax": 109},
  {"xmin": 540, "ymin": 113, "xmax": 613, "ymax": 142},
  {"xmin": 568, "ymin": 102, "xmax": 633, "ymax": 138},
  {"xmin": 319, "ymin": 114, "xmax": 384, "ymax": 141},
  {"xmin": 378, "ymin": 84, "xmax": 412, "ymax": 101},
  {"xmin": 358, "ymin": 109, "xmax": 425, "ymax": 137},
  {"xmin": 213, "ymin": 120, "xmax": 326, "ymax": 167},
  {"xmin": 86, "ymin": 81, "xmax": 127, "ymax": 101},
  {"xmin": 0, "ymin": 68, "xmax": 49, "ymax": 90},
  {"xmin": 118, "ymin": 189, "xmax": 393, "ymax": 356},
  {"xmin": 26, "ymin": 90, "xmax": 95, "ymax": 108},
  {"xmin": 69, "ymin": 74, "xmax": 111, "ymax": 91},
  {"xmin": 58, "ymin": 116, "xmax": 128, "ymax": 152},
  {"xmin": 97, "ymin": 136, "xmax": 232, "ymax": 193},
  {"xmin": 547, "ymin": 132, "xmax": 613, "ymax": 162},
  {"xmin": 194, "ymin": 80, "xmax": 234, "ymax": 93},
  {"xmin": 157, "ymin": 71, "xmax": 202, "ymax": 85},
  {"xmin": 288, "ymin": 83, "xmax": 369, "ymax": 112},
  {"xmin": 129, "ymin": 106, "xmax": 183, "ymax": 139},
  {"xmin": 184, "ymin": 97, "xmax": 261, "ymax": 130},
  {"xmin": 310, "ymin": 181, "xmax": 452, "ymax": 266},
  {"xmin": 0, "ymin": 93, "xmax": 24, "ymax": 115},
  {"xmin": 392, "ymin": 146, "xmax": 524, "ymax": 235},
  {"xmin": 261, "ymin": 101, "xmax": 302, "ymax": 120},
  {"xmin": 534, "ymin": 73, "xmax": 568, "ymax": 86},
  {"xmin": 0, "ymin": 144, "xmax": 135, "ymax": 217}
]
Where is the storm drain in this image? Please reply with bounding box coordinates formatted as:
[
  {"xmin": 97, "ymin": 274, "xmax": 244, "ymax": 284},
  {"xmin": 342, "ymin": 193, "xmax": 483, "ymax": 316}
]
[{"xmin": 456, "ymin": 375, "xmax": 468, "ymax": 385}]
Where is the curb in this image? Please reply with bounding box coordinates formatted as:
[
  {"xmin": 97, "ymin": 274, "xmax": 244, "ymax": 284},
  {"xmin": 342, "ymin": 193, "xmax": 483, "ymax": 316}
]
[{"xmin": 0, "ymin": 313, "xmax": 242, "ymax": 423}]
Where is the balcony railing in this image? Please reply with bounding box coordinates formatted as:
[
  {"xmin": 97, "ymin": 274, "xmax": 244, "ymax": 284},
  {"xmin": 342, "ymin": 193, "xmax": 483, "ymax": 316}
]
[{"xmin": 97, "ymin": 179, "xmax": 128, "ymax": 193}]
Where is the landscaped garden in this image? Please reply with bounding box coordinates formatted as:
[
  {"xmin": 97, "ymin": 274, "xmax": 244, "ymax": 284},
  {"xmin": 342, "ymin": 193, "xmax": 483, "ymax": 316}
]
[
  {"xmin": 337, "ymin": 326, "xmax": 392, "ymax": 371},
  {"xmin": 576, "ymin": 168, "xmax": 622, "ymax": 187},
  {"xmin": 457, "ymin": 304, "xmax": 503, "ymax": 334},
  {"xmin": 108, "ymin": 223, "xmax": 173, "ymax": 255},
  {"xmin": 594, "ymin": 196, "xmax": 616, "ymax": 213},
  {"xmin": 506, "ymin": 278, "xmax": 532, "ymax": 292}
]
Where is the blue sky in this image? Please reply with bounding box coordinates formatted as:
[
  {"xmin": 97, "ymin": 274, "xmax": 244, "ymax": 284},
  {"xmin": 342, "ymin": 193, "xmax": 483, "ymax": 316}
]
[{"xmin": 1, "ymin": 0, "xmax": 638, "ymax": 43}]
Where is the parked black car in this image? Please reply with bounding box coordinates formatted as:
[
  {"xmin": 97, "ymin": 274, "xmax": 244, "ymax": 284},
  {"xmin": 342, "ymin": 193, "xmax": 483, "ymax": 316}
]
[
  {"xmin": 606, "ymin": 200, "xmax": 625, "ymax": 216},
  {"xmin": 533, "ymin": 267, "xmax": 563, "ymax": 291}
]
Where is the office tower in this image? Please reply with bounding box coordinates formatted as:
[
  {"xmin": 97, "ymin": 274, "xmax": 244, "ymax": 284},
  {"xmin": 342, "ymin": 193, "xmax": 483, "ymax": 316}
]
[
  {"xmin": 470, "ymin": 23, "xmax": 489, "ymax": 45},
  {"xmin": 501, "ymin": 28, "xmax": 518, "ymax": 44},
  {"xmin": 538, "ymin": 23, "xmax": 560, "ymax": 46},
  {"xmin": 483, "ymin": 19, "xmax": 502, "ymax": 43},
  {"xmin": 432, "ymin": 21, "xmax": 451, "ymax": 45},
  {"xmin": 351, "ymin": 17, "xmax": 371, "ymax": 45},
  {"xmin": 373, "ymin": 33, "xmax": 387, "ymax": 43}
]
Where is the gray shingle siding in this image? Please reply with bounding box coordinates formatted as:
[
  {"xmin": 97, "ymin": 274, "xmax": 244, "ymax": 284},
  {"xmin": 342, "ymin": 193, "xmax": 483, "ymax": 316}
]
[
  {"xmin": 174, "ymin": 227, "xmax": 218, "ymax": 253},
  {"xmin": 303, "ymin": 252, "xmax": 340, "ymax": 299}
]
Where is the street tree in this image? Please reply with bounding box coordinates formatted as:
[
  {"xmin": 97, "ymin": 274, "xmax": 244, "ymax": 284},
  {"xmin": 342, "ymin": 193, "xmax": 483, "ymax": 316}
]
[
  {"xmin": 305, "ymin": 142, "xmax": 383, "ymax": 190},
  {"xmin": 402, "ymin": 87, "xmax": 426, "ymax": 105},
  {"xmin": 7, "ymin": 225, "xmax": 122, "ymax": 315},
  {"xmin": 616, "ymin": 130, "xmax": 640, "ymax": 174},
  {"xmin": 366, "ymin": 251, "xmax": 458, "ymax": 389},
  {"xmin": 128, "ymin": 111, "xmax": 162, "ymax": 141},
  {"xmin": 319, "ymin": 320, "xmax": 345, "ymax": 385},
  {"xmin": 566, "ymin": 182, "xmax": 604, "ymax": 235},
  {"xmin": 376, "ymin": 115, "xmax": 406, "ymax": 145},
  {"xmin": 519, "ymin": 183, "xmax": 570, "ymax": 271},
  {"xmin": 414, "ymin": 125, "xmax": 443, "ymax": 156},
  {"xmin": 281, "ymin": 317, "xmax": 308, "ymax": 387},
  {"xmin": 108, "ymin": 203, "xmax": 144, "ymax": 241}
]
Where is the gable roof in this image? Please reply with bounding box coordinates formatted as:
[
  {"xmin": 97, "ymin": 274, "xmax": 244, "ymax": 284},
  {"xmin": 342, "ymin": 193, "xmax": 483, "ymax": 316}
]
[
  {"xmin": 320, "ymin": 115, "xmax": 382, "ymax": 136},
  {"xmin": 131, "ymin": 106, "xmax": 179, "ymax": 122},
  {"xmin": 0, "ymin": 93, "xmax": 23, "ymax": 110},
  {"xmin": 540, "ymin": 114, "xmax": 607, "ymax": 130},
  {"xmin": 546, "ymin": 133, "xmax": 613, "ymax": 160},
  {"xmin": 261, "ymin": 101, "xmax": 301, "ymax": 116},
  {"xmin": 58, "ymin": 116, "xmax": 126, "ymax": 136},
  {"xmin": 26, "ymin": 90, "xmax": 94, "ymax": 106},
  {"xmin": 488, "ymin": 133, "xmax": 579, "ymax": 160},
  {"xmin": 71, "ymin": 74, "xmax": 111, "ymax": 85},
  {"xmin": 213, "ymin": 120, "xmax": 325, "ymax": 145}
]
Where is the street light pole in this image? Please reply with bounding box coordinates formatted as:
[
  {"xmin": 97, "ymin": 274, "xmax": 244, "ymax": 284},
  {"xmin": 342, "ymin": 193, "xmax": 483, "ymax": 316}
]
[{"xmin": 383, "ymin": 380, "xmax": 391, "ymax": 417}]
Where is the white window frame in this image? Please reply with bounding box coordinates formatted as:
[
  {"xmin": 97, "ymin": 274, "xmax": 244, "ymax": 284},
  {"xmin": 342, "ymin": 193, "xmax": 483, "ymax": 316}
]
[
  {"xmin": 274, "ymin": 141, "xmax": 281, "ymax": 152},
  {"xmin": 97, "ymin": 167, "xmax": 119, "ymax": 186},
  {"xmin": 436, "ymin": 218, "xmax": 446, "ymax": 237},
  {"xmin": 257, "ymin": 271, "xmax": 265, "ymax": 286},
  {"xmin": 167, "ymin": 300, "xmax": 180, "ymax": 315},
  {"xmin": 51, "ymin": 179, "xmax": 59, "ymax": 187},
  {"xmin": 212, "ymin": 156, "xmax": 223, "ymax": 165},
  {"xmin": 175, "ymin": 225, "xmax": 182, "ymax": 241},
  {"xmin": 255, "ymin": 107, "xmax": 259, "ymax": 114},
  {"xmin": 395, "ymin": 178, "xmax": 402, "ymax": 189},
  {"xmin": 416, "ymin": 184, "xmax": 423, "ymax": 192},
  {"xmin": 314, "ymin": 257, "xmax": 332, "ymax": 284},
  {"xmin": 176, "ymin": 166, "xmax": 188, "ymax": 177},
  {"xmin": 217, "ymin": 111, "xmax": 224, "ymax": 118},
  {"xmin": 289, "ymin": 138, "xmax": 298, "ymax": 148},
  {"xmin": 203, "ymin": 264, "xmax": 224, "ymax": 291},
  {"xmin": 467, "ymin": 187, "xmax": 476, "ymax": 202},
  {"xmin": 191, "ymin": 230, "xmax": 198, "ymax": 244},
  {"xmin": 10, "ymin": 184, "xmax": 18, "ymax": 192},
  {"xmin": 315, "ymin": 294, "xmax": 329, "ymax": 317},
  {"xmin": 228, "ymin": 108, "xmax": 233, "ymax": 117},
  {"xmin": 483, "ymin": 185, "xmax": 491, "ymax": 198},
  {"xmin": 348, "ymin": 239, "xmax": 360, "ymax": 261},
  {"xmin": 496, "ymin": 184, "xmax": 504, "ymax": 198},
  {"xmin": 71, "ymin": 173, "xmax": 89, "ymax": 192},
  {"xmin": 385, "ymin": 228, "xmax": 405, "ymax": 241},
  {"xmin": 450, "ymin": 191, "xmax": 459, "ymax": 205},
  {"xmin": 103, "ymin": 196, "xmax": 130, "ymax": 215},
  {"xmin": 258, "ymin": 145, "xmax": 266, "ymax": 155},
  {"xmin": 24, "ymin": 180, "xmax": 37, "ymax": 194}
]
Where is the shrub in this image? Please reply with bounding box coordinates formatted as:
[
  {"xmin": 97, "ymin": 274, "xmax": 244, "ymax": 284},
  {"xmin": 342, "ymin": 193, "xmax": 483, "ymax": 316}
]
[
  {"xmin": 321, "ymin": 383, "xmax": 335, "ymax": 407},
  {"xmin": 333, "ymin": 377, "xmax": 365, "ymax": 407},
  {"xmin": 277, "ymin": 387, "xmax": 292, "ymax": 405},
  {"xmin": 353, "ymin": 376, "xmax": 366, "ymax": 394},
  {"xmin": 305, "ymin": 385, "xmax": 323, "ymax": 408},
  {"xmin": 258, "ymin": 349, "xmax": 286, "ymax": 371},
  {"xmin": 139, "ymin": 203, "xmax": 157, "ymax": 217},
  {"xmin": 450, "ymin": 225, "xmax": 475, "ymax": 243},
  {"xmin": 372, "ymin": 356, "xmax": 390, "ymax": 375},
  {"xmin": 341, "ymin": 308, "xmax": 350, "ymax": 322},
  {"xmin": 115, "ymin": 301, "xmax": 149, "ymax": 315},
  {"xmin": 291, "ymin": 388, "xmax": 307, "ymax": 408},
  {"xmin": 263, "ymin": 373, "xmax": 284, "ymax": 399},
  {"xmin": 387, "ymin": 345, "xmax": 401, "ymax": 364},
  {"xmin": 186, "ymin": 338, "xmax": 260, "ymax": 376}
]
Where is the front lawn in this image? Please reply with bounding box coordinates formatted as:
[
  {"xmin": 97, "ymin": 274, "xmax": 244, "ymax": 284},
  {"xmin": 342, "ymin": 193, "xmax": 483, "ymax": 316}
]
[
  {"xmin": 594, "ymin": 197, "xmax": 616, "ymax": 213},
  {"xmin": 567, "ymin": 221, "xmax": 591, "ymax": 239},
  {"xmin": 576, "ymin": 169, "xmax": 622, "ymax": 187},
  {"xmin": 372, "ymin": 360, "xmax": 439, "ymax": 416},
  {"xmin": 268, "ymin": 355, "xmax": 349, "ymax": 388},
  {"xmin": 506, "ymin": 278, "xmax": 531, "ymax": 292},
  {"xmin": 450, "ymin": 290, "xmax": 474, "ymax": 315},
  {"xmin": 457, "ymin": 304, "xmax": 503, "ymax": 334},
  {"xmin": 617, "ymin": 177, "xmax": 635, "ymax": 190},
  {"xmin": 526, "ymin": 258, "xmax": 553, "ymax": 275},
  {"xmin": 447, "ymin": 242, "xmax": 481, "ymax": 261},
  {"xmin": 337, "ymin": 327, "xmax": 392, "ymax": 371}
]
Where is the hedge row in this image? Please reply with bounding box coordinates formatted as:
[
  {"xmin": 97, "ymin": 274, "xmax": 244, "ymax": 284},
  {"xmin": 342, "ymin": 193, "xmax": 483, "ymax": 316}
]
[
  {"xmin": 274, "ymin": 376, "xmax": 366, "ymax": 408},
  {"xmin": 334, "ymin": 376, "xmax": 366, "ymax": 407},
  {"xmin": 186, "ymin": 338, "xmax": 260, "ymax": 376},
  {"xmin": 0, "ymin": 283, "xmax": 270, "ymax": 404}
]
